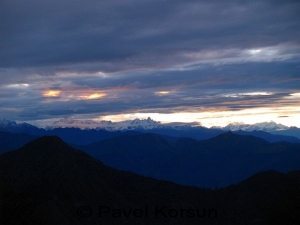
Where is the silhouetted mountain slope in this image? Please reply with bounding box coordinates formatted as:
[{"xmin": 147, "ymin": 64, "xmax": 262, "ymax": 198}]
[
  {"xmin": 234, "ymin": 130, "xmax": 300, "ymax": 143},
  {"xmin": 80, "ymin": 132, "xmax": 300, "ymax": 187},
  {"xmin": 175, "ymin": 133, "xmax": 300, "ymax": 186},
  {"xmin": 46, "ymin": 128, "xmax": 141, "ymax": 145},
  {"xmin": 140, "ymin": 127, "xmax": 225, "ymax": 141},
  {"xmin": 1, "ymin": 137, "xmax": 300, "ymax": 224},
  {"xmin": 139, "ymin": 126, "xmax": 300, "ymax": 143},
  {"xmin": 198, "ymin": 132, "xmax": 270, "ymax": 154},
  {"xmin": 0, "ymin": 131, "xmax": 38, "ymax": 154},
  {"xmin": 0, "ymin": 136, "xmax": 217, "ymax": 225},
  {"xmin": 271, "ymin": 126, "xmax": 300, "ymax": 139},
  {"xmin": 222, "ymin": 170, "xmax": 300, "ymax": 225},
  {"xmin": 83, "ymin": 133, "xmax": 176, "ymax": 174}
]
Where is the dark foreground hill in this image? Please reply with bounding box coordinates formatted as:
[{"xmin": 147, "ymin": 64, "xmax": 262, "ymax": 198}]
[
  {"xmin": 1, "ymin": 136, "xmax": 300, "ymax": 225},
  {"xmin": 80, "ymin": 132, "xmax": 300, "ymax": 187}
]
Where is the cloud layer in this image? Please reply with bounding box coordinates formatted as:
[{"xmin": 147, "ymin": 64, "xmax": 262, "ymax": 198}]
[{"xmin": 0, "ymin": 0, "xmax": 300, "ymax": 126}]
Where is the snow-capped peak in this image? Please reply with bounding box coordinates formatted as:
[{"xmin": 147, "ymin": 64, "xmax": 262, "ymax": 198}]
[
  {"xmin": 49, "ymin": 117, "xmax": 162, "ymax": 130},
  {"xmin": 0, "ymin": 119, "xmax": 40, "ymax": 134},
  {"xmin": 53, "ymin": 117, "xmax": 76, "ymax": 124},
  {"xmin": 0, "ymin": 119, "xmax": 18, "ymax": 127},
  {"xmin": 129, "ymin": 117, "xmax": 159, "ymax": 126},
  {"xmin": 220, "ymin": 121, "xmax": 289, "ymax": 132}
]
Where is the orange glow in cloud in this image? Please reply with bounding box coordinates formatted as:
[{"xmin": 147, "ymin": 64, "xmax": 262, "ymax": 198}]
[
  {"xmin": 80, "ymin": 93, "xmax": 106, "ymax": 100},
  {"xmin": 155, "ymin": 91, "xmax": 170, "ymax": 95},
  {"xmin": 43, "ymin": 90, "xmax": 61, "ymax": 97}
]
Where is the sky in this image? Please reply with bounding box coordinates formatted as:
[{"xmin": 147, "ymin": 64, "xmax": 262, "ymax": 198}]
[{"xmin": 1, "ymin": 0, "xmax": 300, "ymax": 128}]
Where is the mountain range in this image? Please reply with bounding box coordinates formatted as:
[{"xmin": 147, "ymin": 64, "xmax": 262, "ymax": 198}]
[
  {"xmin": 213, "ymin": 121, "xmax": 300, "ymax": 139},
  {"xmin": 2, "ymin": 117, "xmax": 298, "ymax": 133},
  {"xmin": 78, "ymin": 132, "xmax": 300, "ymax": 187},
  {"xmin": 1, "ymin": 136, "xmax": 300, "ymax": 225},
  {"xmin": 1, "ymin": 117, "xmax": 300, "ymax": 188},
  {"xmin": 213, "ymin": 121, "xmax": 289, "ymax": 132},
  {"xmin": 51, "ymin": 117, "xmax": 165, "ymax": 130},
  {"xmin": 1, "ymin": 118, "xmax": 300, "ymax": 145},
  {"xmin": 2, "ymin": 127, "xmax": 300, "ymax": 187}
]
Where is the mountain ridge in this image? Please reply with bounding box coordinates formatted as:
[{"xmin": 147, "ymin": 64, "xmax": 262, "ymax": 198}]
[
  {"xmin": 79, "ymin": 132, "xmax": 300, "ymax": 187},
  {"xmin": 1, "ymin": 136, "xmax": 300, "ymax": 224},
  {"xmin": 1, "ymin": 119, "xmax": 300, "ymax": 146}
]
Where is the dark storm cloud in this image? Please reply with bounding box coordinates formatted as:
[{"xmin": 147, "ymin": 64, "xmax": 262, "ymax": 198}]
[
  {"xmin": 1, "ymin": 0, "xmax": 300, "ymax": 122},
  {"xmin": 68, "ymin": 62, "xmax": 300, "ymax": 93},
  {"xmin": 1, "ymin": 0, "xmax": 300, "ymax": 71}
]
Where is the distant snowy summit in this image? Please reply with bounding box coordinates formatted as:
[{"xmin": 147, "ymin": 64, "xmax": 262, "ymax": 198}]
[
  {"xmin": 51, "ymin": 117, "xmax": 163, "ymax": 130},
  {"xmin": 0, "ymin": 119, "xmax": 36, "ymax": 129},
  {"xmin": 212, "ymin": 121, "xmax": 289, "ymax": 132},
  {"xmin": 50, "ymin": 117, "xmax": 202, "ymax": 130},
  {"xmin": 53, "ymin": 117, "xmax": 111, "ymax": 126},
  {"xmin": 0, "ymin": 117, "xmax": 291, "ymax": 132},
  {"xmin": 0, "ymin": 117, "xmax": 200, "ymax": 131},
  {"xmin": 0, "ymin": 119, "xmax": 18, "ymax": 127}
]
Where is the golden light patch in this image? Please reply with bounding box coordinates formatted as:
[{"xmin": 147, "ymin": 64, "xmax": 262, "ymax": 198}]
[
  {"xmin": 80, "ymin": 93, "xmax": 106, "ymax": 100},
  {"xmin": 155, "ymin": 91, "xmax": 170, "ymax": 95},
  {"xmin": 43, "ymin": 90, "xmax": 61, "ymax": 97}
]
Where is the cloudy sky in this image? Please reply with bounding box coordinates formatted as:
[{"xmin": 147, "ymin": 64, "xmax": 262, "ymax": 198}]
[{"xmin": 1, "ymin": 0, "xmax": 300, "ymax": 127}]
